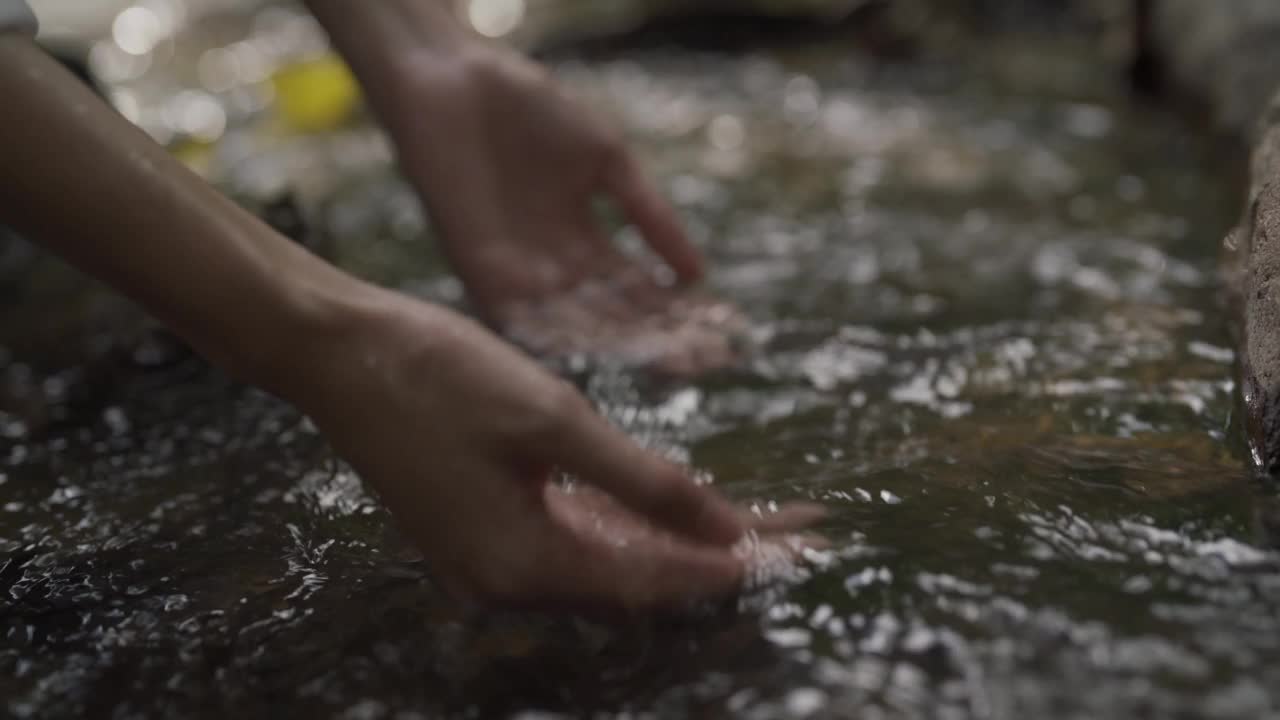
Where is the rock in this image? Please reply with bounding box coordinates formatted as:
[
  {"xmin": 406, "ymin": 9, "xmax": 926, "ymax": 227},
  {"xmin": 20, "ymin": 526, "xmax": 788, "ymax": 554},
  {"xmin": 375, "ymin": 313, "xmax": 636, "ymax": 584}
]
[
  {"xmin": 1238, "ymin": 109, "xmax": 1280, "ymax": 475},
  {"xmin": 1147, "ymin": 2, "xmax": 1280, "ymax": 475}
]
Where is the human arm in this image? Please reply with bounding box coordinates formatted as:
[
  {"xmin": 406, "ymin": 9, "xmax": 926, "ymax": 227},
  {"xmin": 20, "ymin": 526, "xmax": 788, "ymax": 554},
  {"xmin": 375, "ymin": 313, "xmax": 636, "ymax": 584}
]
[
  {"xmin": 303, "ymin": 0, "xmax": 745, "ymax": 374},
  {"xmin": 0, "ymin": 32, "xmax": 345, "ymax": 391},
  {"xmin": 0, "ymin": 32, "xmax": 816, "ymax": 609}
]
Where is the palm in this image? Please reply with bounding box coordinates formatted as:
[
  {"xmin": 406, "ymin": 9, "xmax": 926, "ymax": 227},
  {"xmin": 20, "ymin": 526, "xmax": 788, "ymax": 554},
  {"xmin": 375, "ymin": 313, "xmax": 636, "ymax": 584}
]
[
  {"xmin": 390, "ymin": 51, "xmax": 746, "ymax": 374},
  {"xmin": 302, "ymin": 296, "xmax": 821, "ymax": 610}
]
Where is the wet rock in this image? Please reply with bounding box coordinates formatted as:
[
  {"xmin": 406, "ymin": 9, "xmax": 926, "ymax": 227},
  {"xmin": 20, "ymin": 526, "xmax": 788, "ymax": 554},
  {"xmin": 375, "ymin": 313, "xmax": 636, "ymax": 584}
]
[
  {"xmin": 1149, "ymin": 2, "xmax": 1280, "ymax": 475},
  {"xmin": 1238, "ymin": 115, "xmax": 1280, "ymax": 476}
]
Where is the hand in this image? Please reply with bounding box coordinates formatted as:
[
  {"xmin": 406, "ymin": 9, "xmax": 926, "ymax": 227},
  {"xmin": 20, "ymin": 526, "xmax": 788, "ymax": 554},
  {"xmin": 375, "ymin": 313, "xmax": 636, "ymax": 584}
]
[
  {"xmin": 307, "ymin": 0, "xmax": 748, "ymax": 374},
  {"xmin": 292, "ymin": 286, "xmax": 819, "ymax": 610},
  {"xmin": 390, "ymin": 48, "xmax": 748, "ymax": 374},
  {"xmin": 0, "ymin": 30, "xmax": 819, "ymax": 613}
]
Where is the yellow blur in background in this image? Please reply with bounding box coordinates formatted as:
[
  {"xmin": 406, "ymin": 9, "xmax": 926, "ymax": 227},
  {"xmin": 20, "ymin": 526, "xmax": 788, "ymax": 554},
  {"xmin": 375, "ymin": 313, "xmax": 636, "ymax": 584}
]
[{"xmin": 270, "ymin": 54, "xmax": 361, "ymax": 133}]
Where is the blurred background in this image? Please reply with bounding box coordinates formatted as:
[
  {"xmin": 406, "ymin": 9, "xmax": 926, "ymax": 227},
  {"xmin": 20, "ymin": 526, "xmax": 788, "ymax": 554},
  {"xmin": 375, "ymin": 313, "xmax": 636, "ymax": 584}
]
[{"xmin": 25, "ymin": 0, "xmax": 1135, "ymax": 156}]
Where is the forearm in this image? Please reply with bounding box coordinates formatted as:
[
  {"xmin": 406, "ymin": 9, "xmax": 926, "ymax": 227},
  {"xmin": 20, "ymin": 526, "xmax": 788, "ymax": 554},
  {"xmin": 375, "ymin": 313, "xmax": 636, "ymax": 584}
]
[
  {"xmin": 304, "ymin": 0, "xmax": 470, "ymax": 93},
  {"xmin": 0, "ymin": 35, "xmax": 368, "ymax": 394},
  {"xmin": 303, "ymin": 0, "xmax": 508, "ymax": 152}
]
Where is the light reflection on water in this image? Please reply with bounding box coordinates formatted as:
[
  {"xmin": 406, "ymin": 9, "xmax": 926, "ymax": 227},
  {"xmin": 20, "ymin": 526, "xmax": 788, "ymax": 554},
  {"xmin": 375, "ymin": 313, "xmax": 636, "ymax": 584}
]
[{"xmin": 2, "ymin": 7, "xmax": 1275, "ymax": 720}]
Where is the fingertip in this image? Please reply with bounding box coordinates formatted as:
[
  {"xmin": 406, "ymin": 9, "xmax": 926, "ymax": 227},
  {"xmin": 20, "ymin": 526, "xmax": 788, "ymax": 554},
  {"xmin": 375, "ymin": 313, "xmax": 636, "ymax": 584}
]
[
  {"xmin": 666, "ymin": 239, "xmax": 706, "ymax": 284},
  {"xmin": 656, "ymin": 223, "xmax": 705, "ymax": 285},
  {"xmin": 606, "ymin": 153, "xmax": 705, "ymax": 284},
  {"xmin": 742, "ymin": 501, "xmax": 829, "ymax": 534}
]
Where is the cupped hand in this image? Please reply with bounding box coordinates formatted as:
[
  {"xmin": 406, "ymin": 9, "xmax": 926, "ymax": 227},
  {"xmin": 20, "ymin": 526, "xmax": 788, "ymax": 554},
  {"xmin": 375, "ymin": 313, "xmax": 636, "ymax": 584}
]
[
  {"xmin": 294, "ymin": 287, "xmax": 819, "ymax": 610},
  {"xmin": 374, "ymin": 44, "xmax": 748, "ymax": 374}
]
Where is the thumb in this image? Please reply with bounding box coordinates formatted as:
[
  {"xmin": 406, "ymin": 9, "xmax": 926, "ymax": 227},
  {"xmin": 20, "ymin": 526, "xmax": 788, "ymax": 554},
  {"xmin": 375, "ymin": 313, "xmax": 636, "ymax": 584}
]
[{"xmin": 543, "ymin": 401, "xmax": 745, "ymax": 545}]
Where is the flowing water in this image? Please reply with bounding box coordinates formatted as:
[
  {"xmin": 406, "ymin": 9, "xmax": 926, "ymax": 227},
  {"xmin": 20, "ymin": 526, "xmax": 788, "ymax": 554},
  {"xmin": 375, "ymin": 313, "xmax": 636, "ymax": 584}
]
[{"xmin": 4, "ymin": 4, "xmax": 1280, "ymax": 719}]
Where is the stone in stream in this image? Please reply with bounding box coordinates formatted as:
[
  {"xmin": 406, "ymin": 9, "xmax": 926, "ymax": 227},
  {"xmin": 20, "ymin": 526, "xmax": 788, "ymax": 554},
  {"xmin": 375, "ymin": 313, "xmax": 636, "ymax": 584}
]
[
  {"xmin": 1148, "ymin": 1, "xmax": 1280, "ymax": 477},
  {"xmin": 1237, "ymin": 122, "xmax": 1280, "ymax": 477}
]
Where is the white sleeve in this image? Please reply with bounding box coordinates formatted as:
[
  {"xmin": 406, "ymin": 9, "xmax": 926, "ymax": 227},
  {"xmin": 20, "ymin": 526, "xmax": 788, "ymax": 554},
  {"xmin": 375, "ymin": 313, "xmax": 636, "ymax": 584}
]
[{"xmin": 0, "ymin": 0, "xmax": 37, "ymax": 36}]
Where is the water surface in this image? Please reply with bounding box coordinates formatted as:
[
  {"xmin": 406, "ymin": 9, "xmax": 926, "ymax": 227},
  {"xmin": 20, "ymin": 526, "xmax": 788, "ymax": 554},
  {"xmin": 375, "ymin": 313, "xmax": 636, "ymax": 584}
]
[{"xmin": 3, "ymin": 8, "xmax": 1275, "ymax": 720}]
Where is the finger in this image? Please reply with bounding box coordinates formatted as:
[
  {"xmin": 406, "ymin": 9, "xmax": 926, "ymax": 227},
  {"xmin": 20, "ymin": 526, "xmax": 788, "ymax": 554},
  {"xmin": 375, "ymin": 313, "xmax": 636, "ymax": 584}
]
[
  {"xmin": 548, "ymin": 410, "xmax": 746, "ymax": 546},
  {"xmin": 537, "ymin": 489, "xmax": 831, "ymax": 610},
  {"xmin": 603, "ymin": 151, "xmax": 705, "ymax": 284},
  {"xmin": 537, "ymin": 484, "xmax": 746, "ymax": 611},
  {"xmin": 741, "ymin": 501, "xmax": 829, "ymax": 534},
  {"xmin": 735, "ymin": 530, "xmax": 832, "ymax": 591},
  {"xmin": 679, "ymin": 322, "xmax": 737, "ymax": 374},
  {"xmin": 631, "ymin": 316, "xmax": 733, "ymax": 377},
  {"xmin": 542, "ymin": 540, "xmax": 745, "ymax": 614}
]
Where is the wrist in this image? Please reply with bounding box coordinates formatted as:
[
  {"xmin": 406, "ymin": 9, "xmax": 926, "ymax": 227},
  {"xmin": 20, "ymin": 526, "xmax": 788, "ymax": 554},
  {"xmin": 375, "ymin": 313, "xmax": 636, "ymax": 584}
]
[
  {"xmin": 251, "ymin": 268, "xmax": 464, "ymax": 422},
  {"xmin": 305, "ymin": 0, "xmax": 476, "ymax": 86},
  {"xmin": 206, "ymin": 234, "xmax": 386, "ymax": 403}
]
